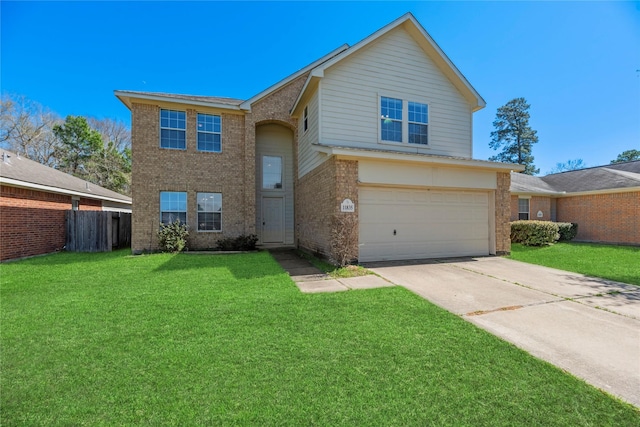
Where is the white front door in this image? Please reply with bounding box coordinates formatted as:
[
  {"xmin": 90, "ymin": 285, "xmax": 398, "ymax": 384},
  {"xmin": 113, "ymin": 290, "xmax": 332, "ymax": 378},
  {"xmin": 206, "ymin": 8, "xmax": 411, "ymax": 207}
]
[{"xmin": 262, "ymin": 197, "xmax": 284, "ymax": 243}]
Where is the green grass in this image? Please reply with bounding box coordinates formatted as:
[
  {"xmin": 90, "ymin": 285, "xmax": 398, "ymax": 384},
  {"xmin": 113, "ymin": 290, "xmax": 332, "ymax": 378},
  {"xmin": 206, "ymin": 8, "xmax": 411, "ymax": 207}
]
[
  {"xmin": 295, "ymin": 250, "xmax": 371, "ymax": 278},
  {"xmin": 2, "ymin": 250, "xmax": 638, "ymax": 425},
  {"xmin": 509, "ymin": 242, "xmax": 640, "ymax": 286}
]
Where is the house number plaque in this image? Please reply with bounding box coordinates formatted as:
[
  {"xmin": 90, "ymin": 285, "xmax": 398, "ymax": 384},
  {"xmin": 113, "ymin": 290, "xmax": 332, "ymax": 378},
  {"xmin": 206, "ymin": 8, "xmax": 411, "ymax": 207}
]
[{"xmin": 340, "ymin": 198, "xmax": 355, "ymax": 212}]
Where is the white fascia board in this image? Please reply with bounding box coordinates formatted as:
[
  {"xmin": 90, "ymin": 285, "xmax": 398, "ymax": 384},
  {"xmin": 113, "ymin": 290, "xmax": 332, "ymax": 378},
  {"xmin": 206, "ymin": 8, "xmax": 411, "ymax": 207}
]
[
  {"xmin": 240, "ymin": 44, "xmax": 349, "ymax": 111},
  {"xmin": 114, "ymin": 91, "xmax": 242, "ymax": 111},
  {"xmin": 314, "ymin": 144, "xmax": 524, "ymax": 172},
  {"xmin": 0, "ymin": 177, "xmax": 132, "ymax": 205},
  {"xmin": 290, "ymin": 73, "xmax": 322, "ymax": 116},
  {"xmin": 511, "ymin": 190, "xmax": 566, "ymax": 197}
]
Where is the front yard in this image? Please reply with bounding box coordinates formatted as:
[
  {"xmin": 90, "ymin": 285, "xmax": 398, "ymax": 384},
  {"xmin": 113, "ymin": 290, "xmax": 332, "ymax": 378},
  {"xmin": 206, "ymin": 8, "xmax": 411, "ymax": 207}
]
[
  {"xmin": 509, "ymin": 242, "xmax": 640, "ymax": 286},
  {"xmin": 1, "ymin": 251, "xmax": 638, "ymax": 425}
]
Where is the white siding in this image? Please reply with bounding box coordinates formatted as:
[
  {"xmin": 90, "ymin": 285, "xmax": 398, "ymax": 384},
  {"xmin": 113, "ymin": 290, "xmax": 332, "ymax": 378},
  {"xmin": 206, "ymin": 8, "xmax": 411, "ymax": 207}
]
[
  {"xmin": 256, "ymin": 124, "xmax": 295, "ymax": 244},
  {"xmin": 298, "ymin": 89, "xmax": 328, "ymax": 177},
  {"xmin": 320, "ymin": 27, "xmax": 473, "ymax": 158}
]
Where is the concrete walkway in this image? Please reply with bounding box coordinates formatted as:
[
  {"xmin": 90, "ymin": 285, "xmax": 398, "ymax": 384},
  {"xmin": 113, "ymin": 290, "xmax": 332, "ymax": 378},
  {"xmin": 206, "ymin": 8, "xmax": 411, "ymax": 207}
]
[
  {"xmin": 269, "ymin": 249, "xmax": 393, "ymax": 293},
  {"xmin": 366, "ymin": 257, "xmax": 640, "ymax": 408}
]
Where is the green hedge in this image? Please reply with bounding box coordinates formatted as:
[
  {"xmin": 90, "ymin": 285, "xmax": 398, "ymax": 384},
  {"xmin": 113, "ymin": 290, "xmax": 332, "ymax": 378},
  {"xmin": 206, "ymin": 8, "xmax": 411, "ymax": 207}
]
[
  {"xmin": 558, "ymin": 222, "xmax": 578, "ymax": 241},
  {"xmin": 510, "ymin": 220, "xmax": 559, "ymax": 246},
  {"xmin": 510, "ymin": 221, "xmax": 579, "ymax": 246}
]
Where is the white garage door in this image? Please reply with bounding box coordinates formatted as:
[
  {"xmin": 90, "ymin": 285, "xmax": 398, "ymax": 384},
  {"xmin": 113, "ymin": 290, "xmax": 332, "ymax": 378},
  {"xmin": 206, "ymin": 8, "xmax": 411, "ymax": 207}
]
[{"xmin": 359, "ymin": 187, "xmax": 490, "ymax": 262}]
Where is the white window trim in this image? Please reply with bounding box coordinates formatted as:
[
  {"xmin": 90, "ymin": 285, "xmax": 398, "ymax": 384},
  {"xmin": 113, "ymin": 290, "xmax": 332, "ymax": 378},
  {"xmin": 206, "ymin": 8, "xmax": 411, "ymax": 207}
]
[
  {"xmin": 159, "ymin": 109, "xmax": 187, "ymax": 150},
  {"xmin": 378, "ymin": 94, "xmax": 430, "ymax": 147},
  {"xmin": 196, "ymin": 113, "xmax": 222, "ymax": 153},
  {"xmin": 518, "ymin": 197, "xmax": 530, "ymax": 220},
  {"xmin": 159, "ymin": 191, "xmax": 187, "ymax": 225},
  {"xmin": 196, "ymin": 192, "xmax": 222, "ymax": 233}
]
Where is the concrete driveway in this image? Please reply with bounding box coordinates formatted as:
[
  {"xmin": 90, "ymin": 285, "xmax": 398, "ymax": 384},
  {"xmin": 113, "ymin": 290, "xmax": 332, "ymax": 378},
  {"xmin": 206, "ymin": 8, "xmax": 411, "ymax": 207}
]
[{"xmin": 366, "ymin": 257, "xmax": 640, "ymax": 407}]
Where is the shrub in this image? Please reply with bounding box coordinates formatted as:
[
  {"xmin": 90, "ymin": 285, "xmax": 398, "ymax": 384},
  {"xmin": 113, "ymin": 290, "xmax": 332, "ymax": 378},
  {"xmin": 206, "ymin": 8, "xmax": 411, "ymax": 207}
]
[
  {"xmin": 157, "ymin": 220, "xmax": 189, "ymax": 253},
  {"xmin": 510, "ymin": 220, "xmax": 559, "ymax": 246},
  {"xmin": 557, "ymin": 222, "xmax": 578, "ymax": 241},
  {"xmin": 215, "ymin": 234, "xmax": 258, "ymax": 251},
  {"xmin": 330, "ymin": 214, "xmax": 359, "ymax": 267}
]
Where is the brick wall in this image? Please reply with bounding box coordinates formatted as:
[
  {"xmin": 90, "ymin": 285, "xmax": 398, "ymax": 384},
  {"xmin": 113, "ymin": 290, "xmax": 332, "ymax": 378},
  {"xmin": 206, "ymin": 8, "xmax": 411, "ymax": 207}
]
[
  {"xmin": 510, "ymin": 195, "xmax": 551, "ymax": 221},
  {"xmin": 130, "ymin": 104, "xmax": 248, "ymax": 252},
  {"xmin": 296, "ymin": 157, "xmax": 358, "ymax": 261},
  {"xmin": 495, "ymin": 172, "xmax": 511, "ymax": 255},
  {"xmin": 556, "ymin": 191, "xmax": 640, "ymax": 245},
  {"xmin": 0, "ymin": 185, "xmax": 101, "ymax": 261}
]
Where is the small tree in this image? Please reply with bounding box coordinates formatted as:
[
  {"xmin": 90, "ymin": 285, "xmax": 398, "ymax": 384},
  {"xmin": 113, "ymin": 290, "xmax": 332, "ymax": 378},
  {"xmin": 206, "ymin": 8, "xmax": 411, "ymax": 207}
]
[
  {"xmin": 548, "ymin": 159, "xmax": 586, "ymax": 174},
  {"xmin": 610, "ymin": 149, "xmax": 640, "ymax": 164},
  {"xmin": 489, "ymin": 97, "xmax": 539, "ymax": 175},
  {"xmin": 157, "ymin": 220, "xmax": 189, "ymax": 253},
  {"xmin": 330, "ymin": 214, "xmax": 358, "ymax": 267}
]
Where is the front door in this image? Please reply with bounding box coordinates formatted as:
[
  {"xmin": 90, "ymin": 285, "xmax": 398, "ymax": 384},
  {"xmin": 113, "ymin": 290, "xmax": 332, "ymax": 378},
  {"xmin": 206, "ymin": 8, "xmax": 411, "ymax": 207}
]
[{"xmin": 262, "ymin": 197, "xmax": 284, "ymax": 243}]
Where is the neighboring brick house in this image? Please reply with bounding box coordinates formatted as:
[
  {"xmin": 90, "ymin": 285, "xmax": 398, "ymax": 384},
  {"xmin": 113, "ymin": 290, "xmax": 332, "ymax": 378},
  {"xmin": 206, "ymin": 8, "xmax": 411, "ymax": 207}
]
[
  {"xmin": 0, "ymin": 151, "xmax": 132, "ymax": 261},
  {"xmin": 510, "ymin": 161, "xmax": 640, "ymax": 245},
  {"xmin": 116, "ymin": 13, "xmax": 521, "ymax": 262}
]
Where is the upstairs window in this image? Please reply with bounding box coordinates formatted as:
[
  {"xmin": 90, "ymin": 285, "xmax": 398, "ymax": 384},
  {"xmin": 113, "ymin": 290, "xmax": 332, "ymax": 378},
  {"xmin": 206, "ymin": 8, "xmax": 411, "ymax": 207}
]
[
  {"xmin": 380, "ymin": 97, "xmax": 403, "ymax": 142},
  {"xmin": 518, "ymin": 198, "xmax": 530, "ymax": 220},
  {"xmin": 303, "ymin": 106, "xmax": 309, "ymax": 133},
  {"xmin": 197, "ymin": 113, "xmax": 221, "ymax": 152},
  {"xmin": 408, "ymin": 102, "xmax": 428, "ymax": 145},
  {"xmin": 160, "ymin": 191, "xmax": 187, "ymax": 224},
  {"xmin": 160, "ymin": 109, "xmax": 186, "ymax": 149},
  {"xmin": 380, "ymin": 96, "xmax": 429, "ymax": 145}
]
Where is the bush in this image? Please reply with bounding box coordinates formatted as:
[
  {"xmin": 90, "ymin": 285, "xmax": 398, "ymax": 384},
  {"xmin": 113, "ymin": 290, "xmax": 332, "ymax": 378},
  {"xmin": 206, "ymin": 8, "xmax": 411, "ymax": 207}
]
[
  {"xmin": 510, "ymin": 220, "xmax": 559, "ymax": 246},
  {"xmin": 557, "ymin": 222, "xmax": 578, "ymax": 241},
  {"xmin": 157, "ymin": 220, "xmax": 189, "ymax": 253},
  {"xmin": 215, "ymin": 234, "xmax": 258, "ymax": 251}
]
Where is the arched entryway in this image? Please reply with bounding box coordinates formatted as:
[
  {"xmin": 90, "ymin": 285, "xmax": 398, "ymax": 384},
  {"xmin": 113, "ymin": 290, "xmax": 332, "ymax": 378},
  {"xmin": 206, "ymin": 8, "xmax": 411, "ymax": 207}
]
[{"xmin": 255, "ymin": 123, "xmax": 294, "ymax": 245}]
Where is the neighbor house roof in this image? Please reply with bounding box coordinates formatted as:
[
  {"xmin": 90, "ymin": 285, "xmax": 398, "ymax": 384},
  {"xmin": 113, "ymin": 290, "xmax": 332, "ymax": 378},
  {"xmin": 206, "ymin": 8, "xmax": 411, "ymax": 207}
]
[
  {"xmin": 0, "ymin": 151, "xmax": 132, "ymax": 204},
  {"xmin": 511, "ymin": 160, "xmax": 640, "ymax": 195}
]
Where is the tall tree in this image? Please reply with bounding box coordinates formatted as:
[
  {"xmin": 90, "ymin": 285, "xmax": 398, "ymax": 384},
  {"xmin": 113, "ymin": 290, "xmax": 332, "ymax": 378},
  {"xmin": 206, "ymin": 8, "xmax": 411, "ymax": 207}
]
[
  {"xmin": 548, "ymin": 159, "xmax": 586, "ymax": 174},
  {"xmin": 610, "ymin": 149, "xmax": 640, "ymax": 164},
  {"xmin": 0, "ymin": 94, "xmax": 61, "ymax": 166},
  {"xmin": 87, "ymin": 117, "xmax": 131, "ymax": 153},
  {"xmin": 53, "ymin": 115, "xmax": 103, "ymax": 177},
  {"xmin": 488, "ymin": 97, "xmax": 539, "ymax": 175}
]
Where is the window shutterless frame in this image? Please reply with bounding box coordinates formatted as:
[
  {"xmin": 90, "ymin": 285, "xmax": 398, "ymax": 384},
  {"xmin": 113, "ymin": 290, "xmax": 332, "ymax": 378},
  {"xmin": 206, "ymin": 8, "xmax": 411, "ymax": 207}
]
[
  {"xmin": 262, "ymin": 155, "xmax": 283, "ymax": 190},
  {"xmin": 197, "ymin": 113, "xmax": 222, "ymax": 152},
  {"xmin": 159, "ymin": 109, "xmax": 186, "ymax": 150},
  {"xmin": 160, "ymin": 191, "xmax": 187, "ymax": 224},
  {"xmin": 378, "ymin": 95, "xmax": 430, "ymax": 146},
  {"xmin": 196, "ymin": 192, "xmax": 222, "ymax": 232},
  {"xmin": 303, "ymin": 106, "xmax": 308, "ymax": 133},
  {"xmin": 518, "ymin": 198, "xmax": 530, "ymax": 220}
]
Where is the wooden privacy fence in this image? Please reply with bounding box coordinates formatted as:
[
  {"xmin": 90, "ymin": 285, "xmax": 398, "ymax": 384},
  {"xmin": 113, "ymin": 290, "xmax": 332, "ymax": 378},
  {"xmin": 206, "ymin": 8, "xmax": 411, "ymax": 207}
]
[{"xmin": 66, "ymin": 211, "xmax": 131, "ymax": 252}]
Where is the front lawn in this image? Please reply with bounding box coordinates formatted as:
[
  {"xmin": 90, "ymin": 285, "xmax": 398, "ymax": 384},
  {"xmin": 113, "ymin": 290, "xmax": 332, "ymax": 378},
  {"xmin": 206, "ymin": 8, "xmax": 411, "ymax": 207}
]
[
  {"xmin": 509, "ymin": 242, "xmax": 640, "ymax": 286},
  {"xmin": 2, "ymin": 251, "xmax": 638, "ymax": 425}
]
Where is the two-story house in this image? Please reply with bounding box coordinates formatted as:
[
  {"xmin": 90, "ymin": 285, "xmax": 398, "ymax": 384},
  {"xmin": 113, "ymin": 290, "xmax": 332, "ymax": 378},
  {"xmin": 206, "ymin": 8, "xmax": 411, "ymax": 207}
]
[{"xmin": 116, "ymin": 13, "xmax": 519, "ymax": 262}]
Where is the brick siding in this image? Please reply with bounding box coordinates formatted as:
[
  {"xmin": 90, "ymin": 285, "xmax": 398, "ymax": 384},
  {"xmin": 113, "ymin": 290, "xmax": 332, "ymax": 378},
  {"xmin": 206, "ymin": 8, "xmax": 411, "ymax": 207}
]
[
  {"xmin": 556, "ymin": 191, "xmax": 640, "ymax": 245},
  {"xmin": 0, "ymin": 185, "xmax": 102, "ymax": 261},
  {"xmin": 510, "ymin": 195, "xmax": 551, "ymax": 221},
  {"xmin": 495, "ymin": 172, "xmax": 511, "ymax": 255},
  {"xmin": 296, "ymin": 157, "xmax": 358, "ymax": 261}
]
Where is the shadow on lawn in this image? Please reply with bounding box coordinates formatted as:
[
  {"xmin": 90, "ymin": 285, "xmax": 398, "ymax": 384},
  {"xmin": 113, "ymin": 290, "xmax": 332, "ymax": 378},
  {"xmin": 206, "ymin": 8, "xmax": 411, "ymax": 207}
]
[{"xmin": 153, "ymin": 251, "xmax": 286, "ymax": 280}]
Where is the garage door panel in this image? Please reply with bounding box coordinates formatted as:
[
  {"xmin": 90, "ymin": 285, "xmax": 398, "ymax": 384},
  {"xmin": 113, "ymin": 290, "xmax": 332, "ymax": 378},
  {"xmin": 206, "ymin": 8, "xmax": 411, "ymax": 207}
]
[{"xmin": 359, "ymin": 187, "xmax": 490, "ymax": 262}]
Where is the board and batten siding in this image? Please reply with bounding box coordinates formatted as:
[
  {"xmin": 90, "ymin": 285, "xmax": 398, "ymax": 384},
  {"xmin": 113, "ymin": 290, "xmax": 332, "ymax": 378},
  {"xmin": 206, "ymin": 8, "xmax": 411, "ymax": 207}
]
[
  {"xmin": 320, "ymin": 26, "xmax": 473, "ymax": 158},
  {"xmin": 255, "ymin": 124, "xmax": 295, "ymax": 244}
]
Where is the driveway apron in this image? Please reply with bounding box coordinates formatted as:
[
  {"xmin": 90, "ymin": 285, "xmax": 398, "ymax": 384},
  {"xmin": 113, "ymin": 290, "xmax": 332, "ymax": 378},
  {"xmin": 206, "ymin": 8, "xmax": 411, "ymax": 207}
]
[{"xmin": 367, "ymin": 257, "xmax": 640, "ymax": 408}]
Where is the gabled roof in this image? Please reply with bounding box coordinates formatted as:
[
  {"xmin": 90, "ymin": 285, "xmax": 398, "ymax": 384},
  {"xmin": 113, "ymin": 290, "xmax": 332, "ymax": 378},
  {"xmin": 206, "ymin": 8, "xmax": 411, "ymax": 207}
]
[
  {"xmin": 291, "ymin": 12, "xmax": 486, "ymax": 115},
  {"xmin": 0, "ymin": 150, "xmax": 132, "ymax": 204},
  {"xmin": 511, "ymin": 160, "xmax": 640, "ymax": 195}
]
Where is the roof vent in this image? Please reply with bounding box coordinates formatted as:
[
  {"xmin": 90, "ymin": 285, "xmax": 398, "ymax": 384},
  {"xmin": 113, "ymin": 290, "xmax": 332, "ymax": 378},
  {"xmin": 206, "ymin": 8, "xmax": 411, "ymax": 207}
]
[{"xmin": 2, "ymin": 152, "xmax": 10, "ymax": 163}]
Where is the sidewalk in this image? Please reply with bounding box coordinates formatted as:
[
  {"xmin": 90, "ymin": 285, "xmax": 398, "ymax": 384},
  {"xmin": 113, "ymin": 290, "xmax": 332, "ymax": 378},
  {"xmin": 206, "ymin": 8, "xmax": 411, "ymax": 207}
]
[{"xmin": 269, "ymin": 249, "xmax": 393, "ymax": 293}]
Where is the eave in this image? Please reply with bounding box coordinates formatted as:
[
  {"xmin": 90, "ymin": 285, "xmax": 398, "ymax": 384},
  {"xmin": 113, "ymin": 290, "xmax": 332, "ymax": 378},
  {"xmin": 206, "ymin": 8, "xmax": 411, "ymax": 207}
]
[
  {"xmin": 0, "ymin": 177, "xmax": 132, "ymax": 205},
  {"xmin": 114, "ymin": 91, "xmax": 242, "ymax": 112}
]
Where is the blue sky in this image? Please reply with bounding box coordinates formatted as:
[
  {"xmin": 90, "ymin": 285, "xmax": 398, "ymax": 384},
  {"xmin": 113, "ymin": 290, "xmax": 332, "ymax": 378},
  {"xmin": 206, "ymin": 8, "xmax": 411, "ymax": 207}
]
[{"xmin": 2, "ymin": 1, "xmax": 639, "ymax": 174}]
